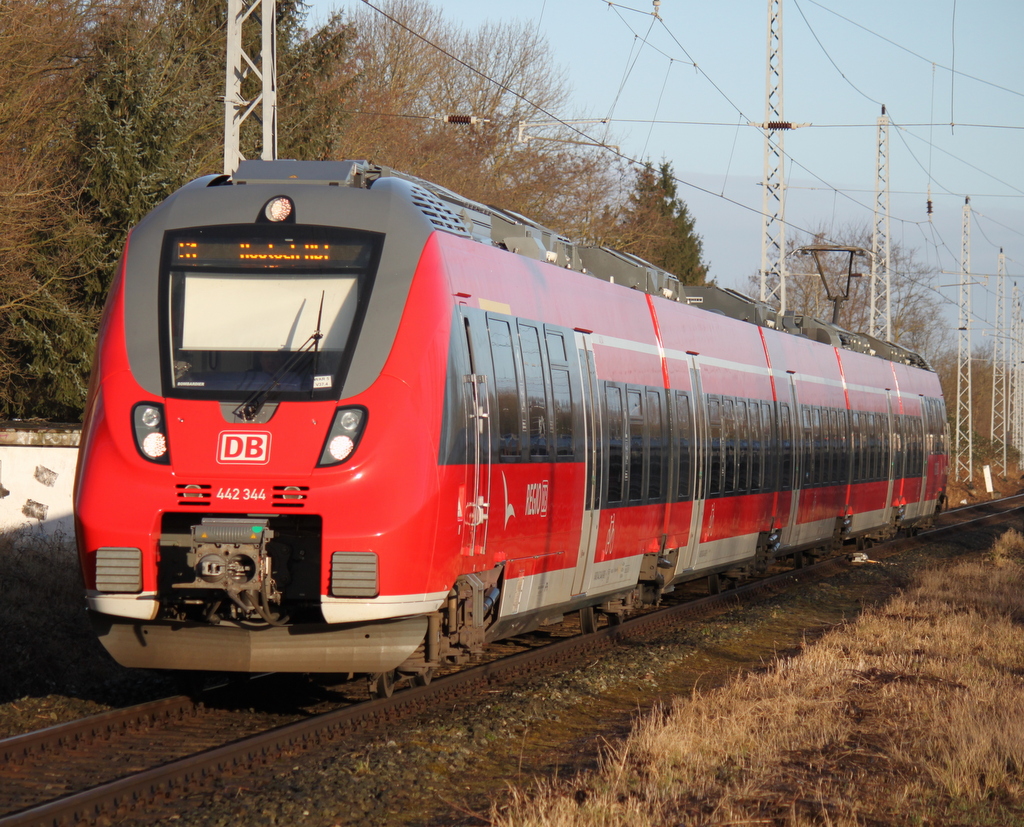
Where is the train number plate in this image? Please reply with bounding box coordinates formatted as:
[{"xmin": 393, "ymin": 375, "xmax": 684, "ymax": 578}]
[{"xmin": 215, "ymin": 487, "xmax": 268, "ymax": 501}]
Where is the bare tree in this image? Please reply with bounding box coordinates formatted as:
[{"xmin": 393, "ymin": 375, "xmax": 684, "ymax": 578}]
[{"xmin": 331, "ymin": 0, "xmax": 623, "ymax": 237}]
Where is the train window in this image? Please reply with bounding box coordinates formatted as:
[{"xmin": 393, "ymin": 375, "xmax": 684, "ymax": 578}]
[
  {"xmin": 627, "ymin": 389, "xmax": 645, "ymax": 501},
  {"xmin": 779, "ymin": 403, "xmax": 793, "ymax": 491},
  {"xmin": 919, "ymin": 415, "xmax": 925, "ymax": 471},
  {"xmin": 925, "ymin": 411, "xmax": 933, "ymax": 464},
  {"xmin": 924, "ymin": 399, "xmax": 936, "ymax": 455},
  {"xmin": 647, "ymin": 390, "xmax": 665, "ymax": 501},
  {"xmin": 829, "ymin": 413, "xmax": 835, "ymax": 483},
  {"xmin": 880, "ymin": 413, "xmax": 890, "ymax": 480},
  {"xmin": 722, "ymin": 398, "xmax": 736, "ymax": 494},
  {"xmin": 750, "ymin": 401, "xmax": 762, "ymax": 493},
  {"xmin": 751, "ymin": 402, "xmax": 760, "ymax": 492},
  {"xmin": 832, "ymin": 409, "xmax": 840, "ymax": 484},
  {"xmin": 519, "ymin": 323, "xmax": 549, "ymax": 460},
  {"xmin": 828, "ymin": 409, "xmax": 838, "ymax": 484},
  {"xmin": 707, "ymin": 396, "xmax": 722, "ymax": 497},
  {"xmin": 867, "ymin": 413, "xmax": 878, "ymax": 480},
  {"xmin": 880, "ymin": 413, "xmax": 888, "ymax": 479},
  {"xmin": 909, "ymin": 416, "xmax": 916, "ymax": 474},
  {"xmin": 165, "ymin": 226, "xmax": 382, "ymax": 401},
  {"xmin": 551, "ymin": 368, "xmax": 574, "ymax": 458},
  {"xmin": 761, "ymin": 402, "xmax": 774, "ymax": 491},
  {"xmin": 627, "ymin": 390, "xmax": 642, "ymax": 419},
  {"xmin": 904, "ymin": 415, "xmax": 912, "ymax": 478},
  {"xmin": 812, "ymin": 408, "xmax": 824, "ymax": 486},
  {"xmin": 737, "ymin": 400, "xmax": 750, "ymax": 493},
  {"xmin": 840, "ymin": 409, "xmax": 850, "ymax": 483},
  {"xmin": 876, "ymin": 412, "xmax": 885, "ymax": 480},
  {"xmin": 919, "ymin": 416, "xmax": 926, "ymax": 469},
  {"xmin": 545, "ymin": 330, "xmax": 568, "ymax": 364},
  {"xmin": 582, "ymin": 347, "xmax": 601, "ymax": 511},
  {"xmin": 922, "ymin": 403, "xmax": 931, "ymax": 459},
  {"xmin": 802, "ymin": 407, "xmax": 813, "ymax": 487},
  {"xmin": 851, "ymin": 411, "xmax": 862, "ymax": 482},
  {"xmin": 842, "ymin": 410, "xmax": 851, "ymax": 483},
  {"xmin": 893, "ymin": 415, "xmax": 905, "ymax": 480},
  {"xmin": 488, "ymin": 318, "xmax": 522, "ymax": 461},
  {"xmin": 676, "ymin": 392, "xmax": 693, "ymax": 500},
  {"xmin": 864, "ymin": 411, "xmax": 873, "ymax": 481},
  {"xmin": 836, "ymin": 409, "xmax": 847, "ymax": 483},
  {"xmin": 605, "ymin": 385, "xmax": 625, "ymax": 504}
]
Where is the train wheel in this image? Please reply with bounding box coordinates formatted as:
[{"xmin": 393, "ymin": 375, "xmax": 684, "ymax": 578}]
[
  {"xmin": 708, "ymin": 573, "xmax": 721, "ymax": 595},
  {"xmin": 413, "ymin": 668, "xmax": 435, "ymax": 688},
  {"xmin": 369, "ymin": 670, "xmax": 396, "ymax": 699},
  {"xmin": 579, "ymin": 606, "xmax": 598, "ymax": 635}
]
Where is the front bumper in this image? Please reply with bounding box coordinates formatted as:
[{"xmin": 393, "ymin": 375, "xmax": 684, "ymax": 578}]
[{"xmin": 89, "ymin": 611, "xmax": 428, "ymax": 673}]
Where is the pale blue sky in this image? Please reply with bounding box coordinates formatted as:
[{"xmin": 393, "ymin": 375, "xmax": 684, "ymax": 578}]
[{"xmin": 306, "ymin": 0, "xmax": 1024, "ymax": 338}]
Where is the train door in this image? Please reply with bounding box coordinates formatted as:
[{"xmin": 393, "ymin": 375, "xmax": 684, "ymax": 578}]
[
  {"xmin": 571, "ymin": 333, "xmax": 601, "ymax": 596},
  {"xmin": 778, "ymin": 373, "xmax": 802, "ymax": 548},
  {"xmin": 883, "ymin": 390, "xmax": 898, "ymax": 526},
  {"xmin": 460, "ymin": 312, "xmax": 491, "ymax": 559},
  {"xmin": 674, "ymin": 356, "xmax": 706, "ymax": 573},
  {"xmin": 912, "ymin": 402, "xmax": 928, "ymax": 517}
]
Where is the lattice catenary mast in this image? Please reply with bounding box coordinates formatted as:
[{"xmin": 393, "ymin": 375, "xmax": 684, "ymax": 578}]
[
  {"xmin": 990, "ymin": 249, "xmax": 1008, "ymax": 476},
  {"xmin": 1012, "ymin": 283, "xmax": 1023, "ymax": 459},
  {"xmin": 223, "ymin": 0, "xmax": 278, "ymax": 175},
  {"xmin": 954, "ymin": 197, "xmax": 973, "ymax": 482},
  {"xmin": 870, "ymin": 105, "xmax": 891, "ymax": 341},
  {"xmin": 757, "ymin": 0, "xmax": 788, "ymax": 313}
]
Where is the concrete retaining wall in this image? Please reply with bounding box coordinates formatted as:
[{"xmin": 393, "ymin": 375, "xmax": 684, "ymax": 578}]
[{"xmin": 0, "ymin": 425, "xmax": 81, "ymax": 540}]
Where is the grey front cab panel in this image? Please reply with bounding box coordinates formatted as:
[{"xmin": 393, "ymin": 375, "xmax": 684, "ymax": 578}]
[{"xmin": 122, "ymin": 175, "xmax": 438, "ymax": 399}]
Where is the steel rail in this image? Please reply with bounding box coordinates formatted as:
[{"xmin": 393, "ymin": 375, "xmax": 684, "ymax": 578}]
[
  {"xmin": 3, "ymin": 495, "xmax": 1021, "ymax": 827},
  {"xmin": 2, "ymin": 696, "xmax": 198, "ymax": 767}
]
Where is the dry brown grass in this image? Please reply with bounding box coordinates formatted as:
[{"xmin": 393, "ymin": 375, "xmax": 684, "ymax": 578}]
[
  {"xmin": 492, "ymin": 532, "xmax": 1024, "ymax": 826},
  {"xmin": 0, "ymin": 527, "xmax": 173, "ymax": 704},
  {"xmin": 946, "ymin": 463, "xmax": 1024, "ymax": 506}
]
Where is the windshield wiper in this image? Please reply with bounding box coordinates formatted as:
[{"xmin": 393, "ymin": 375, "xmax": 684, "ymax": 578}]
[{"xmin": 233, "ymin": 292, "xmax": 325, "ymax": 422}]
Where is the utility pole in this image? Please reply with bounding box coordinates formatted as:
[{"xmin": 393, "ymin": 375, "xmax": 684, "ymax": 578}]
[
  {"xmin": 991, "ymin": 249, "xmax": 1008, "ymax": 476},
  {"xmin": 870, "ymin": 105, "xmax": 891, "ymax": 341},
  {"xmin": 954, "ymin": 197, "xmax": 973, "ymax": 483},
  {"xmin": 223, "ymin": 0, "xmax": 277, "ymax": 175}
]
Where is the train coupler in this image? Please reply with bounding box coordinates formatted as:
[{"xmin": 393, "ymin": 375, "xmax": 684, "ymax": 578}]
[{"xmin": 172, "ymin": 518, "xmax": 285, "ymax": 623}]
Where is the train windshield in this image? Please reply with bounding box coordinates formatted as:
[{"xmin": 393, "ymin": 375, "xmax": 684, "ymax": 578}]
[{"xmin": 164, "ymin": 225, "xmax": 382, "ymax": 400}]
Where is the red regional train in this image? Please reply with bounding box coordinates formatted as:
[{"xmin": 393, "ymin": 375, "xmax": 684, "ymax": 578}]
[{"xmin": 74, "ymin": 159, "xmax": 948, "ymax": 693}]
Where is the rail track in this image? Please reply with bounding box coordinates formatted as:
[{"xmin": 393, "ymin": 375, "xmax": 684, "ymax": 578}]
[{"xmin": 2, "ymin": 495, "xmax": 1021, "ymax": 827}]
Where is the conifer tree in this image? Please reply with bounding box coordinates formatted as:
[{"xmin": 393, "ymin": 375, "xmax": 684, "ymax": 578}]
[{"xmin": 615, "ymin": 161, "xmax": 708, "ymax": 285}]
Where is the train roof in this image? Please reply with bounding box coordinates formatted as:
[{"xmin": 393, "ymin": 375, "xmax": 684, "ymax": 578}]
[{"xmin": 230, "ymin": 159, "xmax": 932, "ymax": 372}]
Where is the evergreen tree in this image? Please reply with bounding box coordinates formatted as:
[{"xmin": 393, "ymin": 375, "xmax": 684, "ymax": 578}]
[
  {"xmin": 616, "ymin": 161, "xmax": 708, "ymax": 286},
  {"xmin": 0, "ymin": 0, "xmax": 354, "ymax": 420}
]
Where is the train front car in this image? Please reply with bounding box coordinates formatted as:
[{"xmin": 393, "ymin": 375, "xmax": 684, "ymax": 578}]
[{"xmin": 74, "ymin": 160, "xmax": 459, "ymax": 677}]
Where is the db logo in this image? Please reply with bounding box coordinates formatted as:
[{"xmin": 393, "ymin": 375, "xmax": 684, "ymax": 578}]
[{"xmin": 217, "ymin": 431, "xmax": 271, "ymax": 464}]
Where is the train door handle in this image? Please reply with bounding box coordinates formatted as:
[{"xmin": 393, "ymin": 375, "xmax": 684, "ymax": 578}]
[{"xmin": 467, "ymin": 497, "xmax": 489, "ymax": 526}]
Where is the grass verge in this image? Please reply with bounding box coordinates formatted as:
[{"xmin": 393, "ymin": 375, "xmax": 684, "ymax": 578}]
[
  {"xmin": 0, "ymin": 527, "xmax": 170, "ymax": 704},
  {"xmin": 491, "ymin": 530, "xmax": 1024, "ymax": 826}
]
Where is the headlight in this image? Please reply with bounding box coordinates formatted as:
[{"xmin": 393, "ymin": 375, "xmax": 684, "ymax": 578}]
[
  {"xmin": 318, "ymin": 407, "xmax": 367, "ymax": 467},
  {"xmin": 264, "ymin": 196, "xmax": 294, "ymax": 222},
  {"xmin": 133, "ymin": 402, "xmax": 170, "ymax": 464}
]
